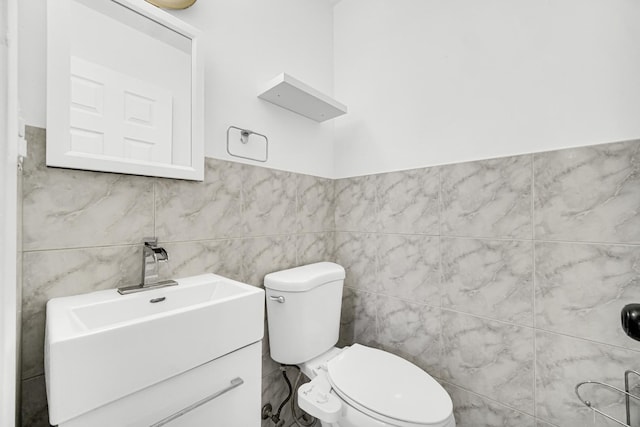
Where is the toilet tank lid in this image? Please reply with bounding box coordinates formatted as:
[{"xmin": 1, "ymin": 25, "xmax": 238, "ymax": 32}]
[{"xmin": 264, "ymin": 262, "xmax": 345, "ymax": 292}]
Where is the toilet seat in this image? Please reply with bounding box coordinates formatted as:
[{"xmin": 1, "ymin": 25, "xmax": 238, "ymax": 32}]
[{"xmin": 326, "ymin": 344, "xmax": 453, "ymax": 426}]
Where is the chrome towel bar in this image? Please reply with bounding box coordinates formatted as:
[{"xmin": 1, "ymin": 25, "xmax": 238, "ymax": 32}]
[
  {"xmin": 150, "ymin": 377, "xmax": 244, "ymax": 427},
  {"xmin": 575, "ymin": 370, "xmax": 640, "ymax": 427}
]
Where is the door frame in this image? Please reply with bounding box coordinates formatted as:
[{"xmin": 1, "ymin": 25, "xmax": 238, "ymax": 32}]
[{"xmin": 0, "ymin": 0, "xmax": 19, "ymax": 424}]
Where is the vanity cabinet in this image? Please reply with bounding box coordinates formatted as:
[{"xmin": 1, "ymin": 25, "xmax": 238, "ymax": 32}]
[
  {"xmin": 61, "ymin": 341, "xmax": 262, "ymax": 427},
  {"xmin": 46, "ymin": 274, "xmax": 264, "ymax": 426}
]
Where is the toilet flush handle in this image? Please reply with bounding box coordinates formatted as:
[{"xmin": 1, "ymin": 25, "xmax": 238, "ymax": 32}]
[{"xmin": 269, "ymin": 295, "xmax": 285, "ymax": 303}]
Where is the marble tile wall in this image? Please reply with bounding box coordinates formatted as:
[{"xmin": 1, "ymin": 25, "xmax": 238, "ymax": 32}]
[
  {"xmin": 19, "ymin": 127, "xmax": 335, "ymax": 427},
  {"xmin": 336, "ymin": 139, "xmax": 640, "ymax": 427},
  {"xmin": 18, "ymin": 125, "xmax": 640, "ymax": 427}
]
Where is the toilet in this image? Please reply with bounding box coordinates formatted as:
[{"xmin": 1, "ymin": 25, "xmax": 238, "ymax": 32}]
[{"xmin": 264, "ymin": 262, "xmax": 456, "ymax": 427}]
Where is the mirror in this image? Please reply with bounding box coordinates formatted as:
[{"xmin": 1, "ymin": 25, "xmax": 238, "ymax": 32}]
[{"xmin": 47, "ymin": 0, "xmax": 204, "ymax": 180}]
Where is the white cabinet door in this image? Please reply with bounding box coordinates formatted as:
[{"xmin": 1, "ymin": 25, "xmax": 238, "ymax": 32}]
[{"xmin": 61, "ymin": 342, "xmax": 262, "ymax": 427}]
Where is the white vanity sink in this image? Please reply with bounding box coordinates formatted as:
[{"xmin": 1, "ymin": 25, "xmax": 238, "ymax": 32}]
[{"xmin": 45, "ymin": 274, "xmax": 264, "ymax": 425}]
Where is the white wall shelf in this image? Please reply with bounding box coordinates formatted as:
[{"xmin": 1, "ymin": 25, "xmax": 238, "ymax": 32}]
[{"xmin": 258, "ymin": 73, "xmax": 347, "ymax": 122}]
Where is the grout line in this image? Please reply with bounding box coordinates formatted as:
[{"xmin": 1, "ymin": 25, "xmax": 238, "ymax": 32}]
[
  {"xmin": 346, "ymin": 284, "xmax": 640, "ymax": 355},
  {"xmin": 294, "ymin": 173, "xmax": 300, "ymax": 266},
  {"xmin": 330, "ymin": 230, "xmax": 640, "ymax": 247},
  {"xmin": 373, "ymin": 176, "xmax": 381, "ymax": 345},
  {"xmin": 532, "ymin": 230, "xmax": 538, "ymax": 419},
  {"xmin": 437, "ymin": 165, "xmax": 445, "ymax": 364},
  {"xmin": 533, "ymin": 329, "xmax": 537, "ymax": 420},
  {"xmin": 442, "ymin": 378, "xmax": 572, "ymax": 427},
  {"xmin": 533, "ymin": 326, "xmax": 640, "ymax": 354},
  {"xmin": 334, "ymin": 229, "xmax": 441, "ymax": 237},
  {"xmin": 531, "ymin": 154, "xmax": 537, "ymax": 420},
  {"xmin": 438, "ymin": 237, "xmax": 443, "ymax": 311},
  {"xmin": 439, "ymin": 306, "xmax": 535, "ymax": 330},
  {"xmin": 22, "ymin": 242, "xmax": 143, "ymax": 253},
  {"xmin": 21, "ymin": 231, "xmax": 338, "ymax": 254},
  {"xmin": 438, "ymin": 165, "xmax": 445, "ymax": 365},
  {"xmin": 441, "ymin": 234, "xmax": 531, "ymax": 243},
  {"xmin": 438, "ymin": 166, "xmax": 442, "ymax": 238},
  {"xmin": 22, "ymin": 233, "xmax": 640, "ymax": 254},
  {"xmin": 438, "ymin": 239, "xmax": 445, "ymax": 368},
  {"xmin": 440, "ymin": 378, "xmax": 577, "ymax": 426},
  {"xmin": 531, "ymin": 153, "xmax": 535, "ymax": 241},
  {"xmin": 438, "ymin": 378, "xmax": 536, "ymax": 418},
  {"xmin": 531, "ymin": 238, "xmax": 640, "ymax": 247},
  {"xmin": 294, "ymin": 171, "xmax": 300, "ymax": 246}
]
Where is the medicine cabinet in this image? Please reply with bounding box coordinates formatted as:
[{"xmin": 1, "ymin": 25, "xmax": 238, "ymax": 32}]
[{"xmin": 47, "ymin": 0, "xmax": 204, "ymax": 180}]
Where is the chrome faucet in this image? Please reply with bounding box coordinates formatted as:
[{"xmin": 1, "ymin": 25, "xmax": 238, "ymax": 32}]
[
  {"xmin": 117, "ymin": 238, "xmax": 178, "ymax": 295},
  {"xmin": 141, "ymin": 238, "xmax": 168, "ymax": 286}
]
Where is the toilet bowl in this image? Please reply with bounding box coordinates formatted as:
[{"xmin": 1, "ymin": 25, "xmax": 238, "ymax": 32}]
[
  {"xmin": 298, "ymin": 344, "xmax": 455, "ymax": 427},
  {"xmin": 264, "ymin": 262, "xmax": 455, "ymax": 427}
]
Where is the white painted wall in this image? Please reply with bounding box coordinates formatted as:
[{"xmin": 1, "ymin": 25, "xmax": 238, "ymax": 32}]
[
  {"xmin": 21, "ymin": 0, "xmax": 640, "ymax": 178},
  {"xmin": 333, "ymin": 0, "xmax": 640, "ymax": 178},
  {"xmin": 19, "ymin": 0, "xmax": 336, "ymax": 178}
]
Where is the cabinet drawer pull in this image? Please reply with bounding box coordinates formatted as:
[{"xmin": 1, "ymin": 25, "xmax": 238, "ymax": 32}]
[{"xmin": 150, "ymin": 377, "xmax": 244, "ymax": 426}]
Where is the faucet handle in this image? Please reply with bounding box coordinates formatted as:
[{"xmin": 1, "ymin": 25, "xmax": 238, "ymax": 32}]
[{"xmin": 144, "ymin": 237, "xmax": 158, "ymax": 247}]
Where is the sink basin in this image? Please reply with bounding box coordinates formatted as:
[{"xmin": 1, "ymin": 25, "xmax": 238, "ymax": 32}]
[
  {"xmin": 72, "ymin": 279, "xmax": 248, "ymax": 330},
  {"xmin": 45, "ymin": 274, "xmax": 264, "ymax": 425}
]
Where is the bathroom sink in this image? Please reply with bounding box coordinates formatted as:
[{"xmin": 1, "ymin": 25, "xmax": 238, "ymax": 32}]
[
  {"xmin": 45, "ymin": 274, "xmax": 264, "ymax": 425},
  {"xmin": 71, "ymin": 278, "xmax": 250, "ymax": 330}
]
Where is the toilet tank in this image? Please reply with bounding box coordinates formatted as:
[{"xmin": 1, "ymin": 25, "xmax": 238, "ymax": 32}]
[{"xmin": 264, "ymin": 262, "xmax": 345, "ymax": 365}]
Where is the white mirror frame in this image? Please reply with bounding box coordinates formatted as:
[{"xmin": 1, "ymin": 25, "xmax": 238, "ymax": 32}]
[{"xmin": 47, "ymin": 0, "xmax": 204, "ymax": 181}]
